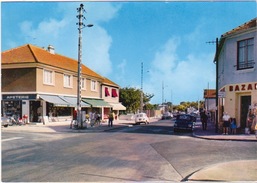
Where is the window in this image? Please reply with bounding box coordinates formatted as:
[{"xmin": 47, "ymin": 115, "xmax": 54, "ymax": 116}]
[
  {"xmin": 237, "ymin": 38, "xmax": 254, "ymax": 70},
  {"xmin": 112, "ymin": 89, "xmax": 118, "ymax": 97},
  {"xmin": 91, "ymin": 80, "xmax": 97, "ymax": 91},
  {"xmin": 105, "ymin": 87, "xmax": 110, "ymax": 97},
  {"xmin": 64, "ymin": 74, "xmax": 72, "ymax": 88},
  {"xmin": 81, "ymin": 78, "xmax": 86, "ymax": 90},
  {"xmin": 43, "ymin": 69, "xmax": 54, "ymax": 85}
]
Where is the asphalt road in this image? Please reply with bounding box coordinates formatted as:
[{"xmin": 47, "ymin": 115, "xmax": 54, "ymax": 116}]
[{"xmin": 2, "ymin": 120, "xmax": 256, "ymax": 182}]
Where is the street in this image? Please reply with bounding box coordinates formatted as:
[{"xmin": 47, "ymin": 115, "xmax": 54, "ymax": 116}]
[{"xmin": 2, "ymin": 120, "xmax": 257, "ymax": 182}]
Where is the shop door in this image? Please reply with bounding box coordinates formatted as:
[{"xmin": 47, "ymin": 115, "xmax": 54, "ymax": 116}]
[
  {"xmin": 30, "ymin": 101, "xmax": 41, "ymax": 122},
  {"xmin": 240, "ymin": 96, "xmax": 251, "ymax": 128}
]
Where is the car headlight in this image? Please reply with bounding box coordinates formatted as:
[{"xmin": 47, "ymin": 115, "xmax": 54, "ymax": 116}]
[{"xmin": 188, "ymin": 124, "xmax": 192, "ymax": 128}]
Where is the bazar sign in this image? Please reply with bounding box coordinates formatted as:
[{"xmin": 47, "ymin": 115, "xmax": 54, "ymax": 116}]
[
  {"xmin": 229, "ymin": 83, "xmax": 257, "ymax": 92},
  {"xmin": 2, "ymin": 94, "xmax": 37, "ymax": 100}
]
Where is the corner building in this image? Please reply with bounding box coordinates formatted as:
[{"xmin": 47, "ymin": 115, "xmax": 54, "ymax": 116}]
[
  {"xmin": 1, "ymin": 44, "xmax": 125, "ymax": 122},
  {"xmin": 216, "ymin": 18, "xmax": 257, "ymax": 132}
]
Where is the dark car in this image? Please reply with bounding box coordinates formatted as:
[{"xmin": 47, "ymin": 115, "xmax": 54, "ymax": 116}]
[{"xmin": 173, "ymin": 114, "xmax": 195, "ymax": 132}]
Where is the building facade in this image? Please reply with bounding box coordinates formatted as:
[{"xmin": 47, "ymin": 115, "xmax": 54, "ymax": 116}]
[
  {"xmin": 1, "ymin": 44, "xmax": 125, "ymax": 123},
  {"xmin": 216, "ymin": 18, "xmax": 257, "ymax": 132}
]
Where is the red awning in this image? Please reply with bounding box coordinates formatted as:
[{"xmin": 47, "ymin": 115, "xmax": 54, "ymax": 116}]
[
  {"xmin": 105, "ymin": 87, "xmax": 110, "ymax": 97},
  {"xmin": 112, "ymin": 89, "xmax": 118, "ymax": 97}
]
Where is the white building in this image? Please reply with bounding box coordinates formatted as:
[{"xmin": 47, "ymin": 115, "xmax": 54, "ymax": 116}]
[{"xmin": 216, "ymin": 18, "xmax": 257, "ymax": 132}]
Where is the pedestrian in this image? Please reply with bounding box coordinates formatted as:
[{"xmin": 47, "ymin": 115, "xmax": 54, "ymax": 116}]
[
  {"xmin": 230, "ymin": 118, "xmax": 237, "ymax": 135},
  {"xmin": 70, "ymin": 109, "xmax": 77, "ymax": 129},
  {"xmin": 201, "ymin": 110, "xmax": 208, "ymax": 130},
  {"xmin": 222, "ymin": 112, "xmax": 231, "ymax": 135},
  {"xmin": 108, "ymin": 111, "xmax": 114, "ymax": 127}
]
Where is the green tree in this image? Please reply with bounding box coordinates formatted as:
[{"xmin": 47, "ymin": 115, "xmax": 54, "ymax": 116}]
[{"xmin": 119, "ymin": 87, "xmax": 154, "ymax": 113}]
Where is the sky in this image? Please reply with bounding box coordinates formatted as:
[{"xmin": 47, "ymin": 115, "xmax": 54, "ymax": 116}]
[{"xmin": 1, "ymin": 1, "xmax": 256, "ymax": 105}]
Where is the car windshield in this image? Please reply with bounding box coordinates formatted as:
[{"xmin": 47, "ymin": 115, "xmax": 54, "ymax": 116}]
[
  {"xmin": 177, "ymin": 115, "xmax": 191, "ymax": 120},
  {"xmin": 137, "ymin": 114, "xmax": 144, "ymax": 117}
]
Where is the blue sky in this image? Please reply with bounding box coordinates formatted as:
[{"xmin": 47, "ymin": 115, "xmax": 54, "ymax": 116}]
[{"xmin": 1, "ymin": 1, "xmax": 256, "ymax": 105}]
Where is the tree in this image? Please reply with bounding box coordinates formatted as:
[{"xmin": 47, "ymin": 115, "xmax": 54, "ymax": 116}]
[{"xmin": 119, "ymin": 87, "xmax": 154, "ymax": 113}]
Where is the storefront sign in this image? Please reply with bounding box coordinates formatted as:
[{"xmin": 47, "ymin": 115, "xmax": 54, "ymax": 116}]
[
  {"xmin": 229, "ymin": 83, "xmax": 257, "ymax": 92},
  {"xmin": 2, "ymin": 94, "xmax": 37, "ymax": 100}
]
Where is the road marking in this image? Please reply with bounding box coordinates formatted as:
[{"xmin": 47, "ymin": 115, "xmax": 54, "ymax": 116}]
[{"xmin": 2, "ymin": 137, "xmax": 23, "ymax": 142}]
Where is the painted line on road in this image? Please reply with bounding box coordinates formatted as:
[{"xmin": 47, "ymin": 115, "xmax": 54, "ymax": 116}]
[{"xmin": 2, "ymin": 137, "xmax": 24, "ymax": 142}]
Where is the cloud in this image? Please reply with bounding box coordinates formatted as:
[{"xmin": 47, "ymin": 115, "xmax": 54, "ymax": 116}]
[
  {"xmin": 144, "ymin": 37, "xmax": 215, "ymax": 105},
  {"xmin": 84, "ymin": 25, "xmax": 113, "ymax": 76},
  {"xmin": 20, "ymin": 18, "xmax": 68, "ymax": 46},
  {"xmin": 18, "ymin": 2, "xmax": 121, "ymax": 78}
]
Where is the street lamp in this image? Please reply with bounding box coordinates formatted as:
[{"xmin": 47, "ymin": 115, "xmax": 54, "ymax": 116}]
[
  {"xmin": 162, "ymin": 81, "xmax": 168, "ymax": 112},
  {"xmin": 76, "ymin": 4, "xmax": 93, "ymax": 129}
]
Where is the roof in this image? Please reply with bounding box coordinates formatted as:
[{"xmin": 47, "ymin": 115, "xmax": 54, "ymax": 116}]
[
  {"xmin": 214, "ymin": 17, "xmax": 256, "ymax": 62},
  {"xmin": 222, "ymin": 18, "xmax": 256, "ymax": 37},
  {"xmin": 102, "ymin": 77, "xmax": 119, "ymax": 87},
  {"xmin": 1, "ymin": 44, "xmax": 103, "ymax": 79}
]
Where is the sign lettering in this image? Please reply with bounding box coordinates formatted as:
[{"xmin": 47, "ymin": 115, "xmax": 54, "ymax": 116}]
[{"xmin": 229, "ymin": 83, "xmax": 257, "ymax": 92}]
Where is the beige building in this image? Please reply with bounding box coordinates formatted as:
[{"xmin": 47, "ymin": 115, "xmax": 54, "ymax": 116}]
[{"xmin": 1, "ymin": 44, "xmax": 125, "ymax": 122}]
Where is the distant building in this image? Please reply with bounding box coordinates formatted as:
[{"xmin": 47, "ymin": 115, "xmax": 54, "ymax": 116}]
[
  {"xmin": 215, "ymin": 18, "xmax": 257, "ymax": 132},
  {"xmin": 1, "ymin": 44, "xmax": 125, "ymax": 123},
  {"xmin": 203, "ymin": 89, "xmax": 216, "ymax": 112}
]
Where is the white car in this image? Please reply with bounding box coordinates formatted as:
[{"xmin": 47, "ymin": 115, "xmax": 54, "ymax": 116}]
[
  {"xmin": 1, "ymin": 117, "xmax": 10, "ymax": 127},
  {"xmin": 134, "ymin": 113, "xmax": 149, "ymax": 124}
]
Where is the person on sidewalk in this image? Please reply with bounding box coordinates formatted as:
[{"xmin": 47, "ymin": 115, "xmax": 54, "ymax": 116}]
[
  {"xmin": 70, "ymin": 109, "xmax": 77, "ymax": 129},
  {"xmin": 222, "ymin": 112, "xmax": 231, "ymax": 135},
  {"xmin": 201, "ymin": 110, "xmax": 208, "ymax": 130},
  {"xmin": 108, "ymin": 111, "xmax": 114, "ymax": 127},
  {"xmin": 230, "ymin": 118, "xmax": 237, "ymax": 135}
]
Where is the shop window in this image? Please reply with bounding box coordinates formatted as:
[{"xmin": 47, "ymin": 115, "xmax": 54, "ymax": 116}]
[
  {"xmin": 112, "ymin": 89, "xmax": 118, "ymax": 97},
  {"xmin": 43, "ymin": 69, "xmax": 54, "ymax": 85},
  {"xmin": 64, "ymin": 74, "xmax": 72, "ymax": 88},
  {"xmin": 237, "ymin": 38, "xmax": 254, "ymax": 70}
]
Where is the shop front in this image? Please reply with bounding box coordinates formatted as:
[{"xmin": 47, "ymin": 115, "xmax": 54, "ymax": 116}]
[
  {"xmin": 219, "ymin": 82, "xmax": 257, "ymax": 133},
  {"xmin": 82, "ymin": 98, "xmax": 111, "ymax": 121},
  {"xmin": 108, "ymin": 102, "xmax": 126, "ymax": 120},
  {"xmin": 2, "ymin": 94, "xmax": 37, "ymax": 121}
]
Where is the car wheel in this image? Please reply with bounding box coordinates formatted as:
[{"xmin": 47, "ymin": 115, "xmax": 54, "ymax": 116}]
[{"xmin": 4, "ymin": 124, "xmax": 8, "ymax": 128}]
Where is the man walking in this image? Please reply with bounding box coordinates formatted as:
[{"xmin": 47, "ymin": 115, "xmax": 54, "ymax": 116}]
[
  {"xmin": 201, "ymin": 110, "xmax": 208, "ymax": 130},
  {"xmin": 108, "ymin": 111, "xmax": 114, "ymax": 127}
]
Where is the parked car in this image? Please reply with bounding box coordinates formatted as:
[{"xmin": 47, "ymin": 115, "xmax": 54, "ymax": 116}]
[
  {"xmin": 173, "ymin": 114, "xmax": 195, "ymax": 132},
  {"xmin": 161, "ymin": 112, "xmax": 173, "ymax": 120},
  {"xmin": 135, "ymin": 113, "xmax": 149, "ymax": 124},
  {"xmin": 1, "ymin": 117, "xmax": 10, "ymax": 127}
]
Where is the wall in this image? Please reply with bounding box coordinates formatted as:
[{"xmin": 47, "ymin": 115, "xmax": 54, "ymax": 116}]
[
  {"xmin": 219, "ymin": 30, "xmax": 257, "ymax": 89},
  {"xmin": 36, "ymin": 67, "xmax": 101, "ymax": 98},
  {"xmin": 2, "ymin": 68, "xmax": 36, "ymax": 92}
]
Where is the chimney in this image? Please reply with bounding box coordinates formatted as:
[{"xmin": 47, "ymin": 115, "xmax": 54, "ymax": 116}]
[{"xmin": 47, "ymin": 45, "xmax": 55, "ymax": 54}]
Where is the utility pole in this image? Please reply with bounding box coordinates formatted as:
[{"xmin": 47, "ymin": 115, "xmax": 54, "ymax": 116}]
[
  {"xmin": 76, "ymin": 4, "xmax": 93, "ymax": 129},
  {"xmin": 206, "ymin": 38, "xmax": 219, "ymax": 133},
  {"xmin": 140, "ymin": 62, "xmax": 143, "ymax": 113}
]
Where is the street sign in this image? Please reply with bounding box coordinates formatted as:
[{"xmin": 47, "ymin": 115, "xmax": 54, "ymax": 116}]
[{"xmin": 218, "ymin": 91, "xmax": 226, "ymax": 98}]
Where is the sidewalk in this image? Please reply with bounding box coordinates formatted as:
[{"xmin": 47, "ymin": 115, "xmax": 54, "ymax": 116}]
[
  {"xmin": 193, "ymin": 121, "xmax": 257, "ymax": 142},
  {"xmin": 1, "ymin": 119, "xmax": 135, "ymax": 133}
]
